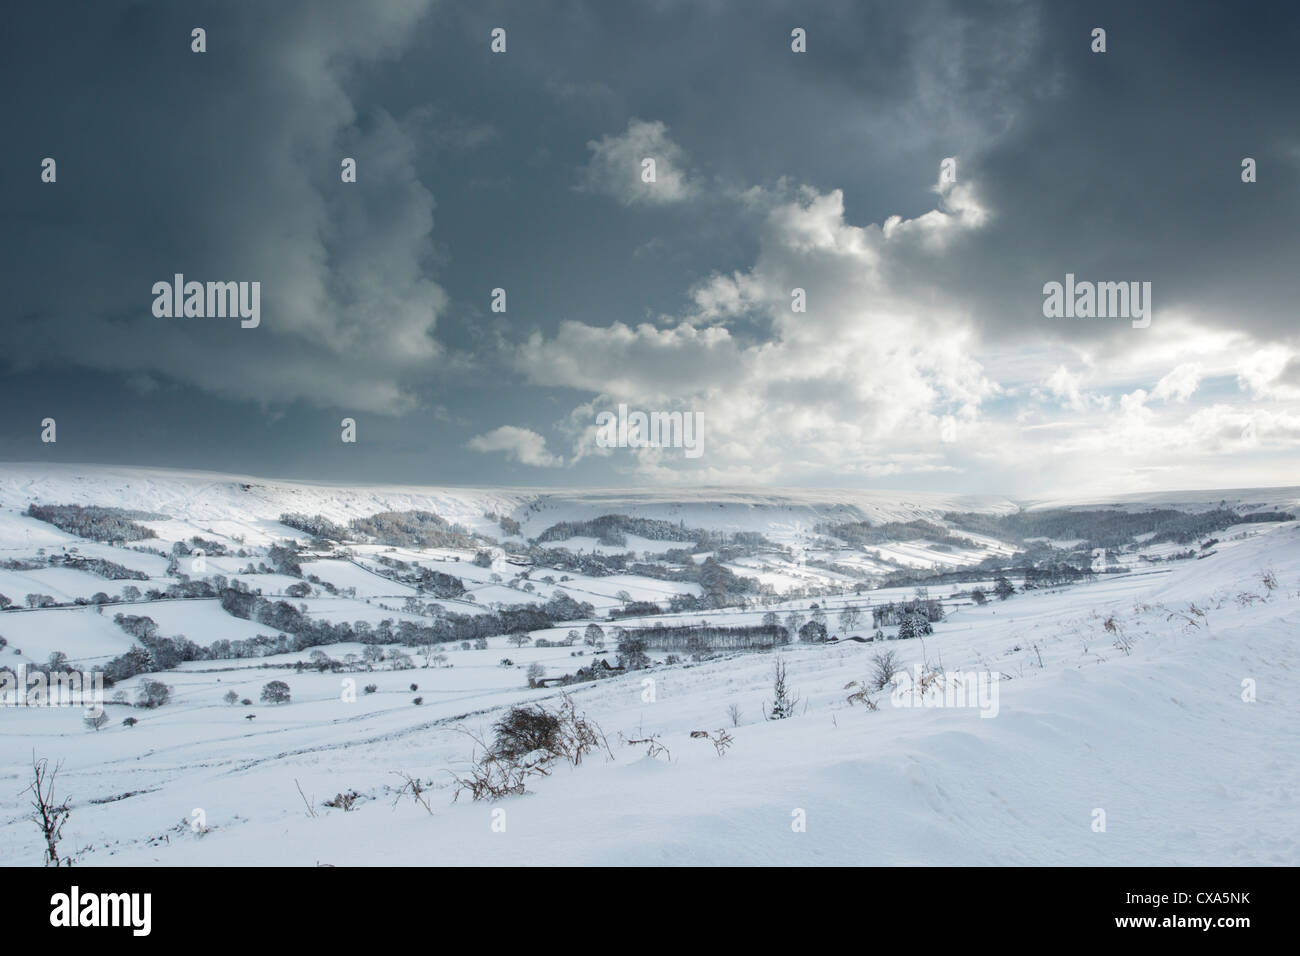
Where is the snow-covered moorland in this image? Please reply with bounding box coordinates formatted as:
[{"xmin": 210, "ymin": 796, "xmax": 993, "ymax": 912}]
[{"xmin": 0, "ymin": 464, "xmax": 1297, "ymax": 866}]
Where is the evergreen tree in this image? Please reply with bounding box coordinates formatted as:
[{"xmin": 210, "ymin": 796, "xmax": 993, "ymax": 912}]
[{"xmin": 616, "ymin": 632, "xmax": 650, "ymax": 670}]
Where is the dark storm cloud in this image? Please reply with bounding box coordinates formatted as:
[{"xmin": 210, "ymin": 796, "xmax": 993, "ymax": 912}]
[
  {"xmin": 929, "ymin": 0, "xmax": 1300, "ymax": 347},
  {"xmin": 3, "ymin": 0, "xmax": 446, "ymax": 414},
  {"xmin": 1, "ymin": 0, "xmax": 1296, "ymax": 487}
]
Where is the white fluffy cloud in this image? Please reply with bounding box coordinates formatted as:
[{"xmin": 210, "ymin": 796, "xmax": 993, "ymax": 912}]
[
  {"xmin": 516, "ymin": 147, "xmax": 1300, "ymax": 491},
  {"xmin": 580, "ymin": 119, "xmax": 697, "ymax": 206},
  {"xmin": 1152, "ymin": 363, "xmax": 1203, "ymax": 403},
  {"xmin": 517, "ymin": 176, "xmax": 997, "ymax": 482},
  {"xmin": 1238, "ymin": 346, "xmax": 1300, "ymax": 401},
  {"xmin": 1040, "ymin": 365, "xmax": 1087, "ymax": 411},
  {"xmin": 467, "ymin": 426, "xmax": 563, "ymax": 468}
]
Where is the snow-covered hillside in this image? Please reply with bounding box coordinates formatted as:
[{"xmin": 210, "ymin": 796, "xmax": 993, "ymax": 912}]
[
  {"xmin": 0, "ymin": 463, "xmax": 537, "ymax": 548},
  {"xmin": 1, "ymin": 464, "xmax": 1297, "ymax": 866},
  {"xmin": 0, "ymin": 463, "xmax": 1028, "ymax": 549}
]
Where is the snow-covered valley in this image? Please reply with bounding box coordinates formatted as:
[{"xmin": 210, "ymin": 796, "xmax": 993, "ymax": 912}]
[{"xmin": 1, "ymin": 464, "xmax": 1297, "ymax": 866}]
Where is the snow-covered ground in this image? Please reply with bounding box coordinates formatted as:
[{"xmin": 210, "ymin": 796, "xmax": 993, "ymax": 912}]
[{"xmin": 0, "ymin": 464, "xmax": 1297, "ymax": 866}]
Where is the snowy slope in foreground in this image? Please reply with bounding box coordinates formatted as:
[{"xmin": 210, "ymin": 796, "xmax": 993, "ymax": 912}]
[{"xmin": 2, "ymin": 520, "xmax": 1297, "ymax": 865}]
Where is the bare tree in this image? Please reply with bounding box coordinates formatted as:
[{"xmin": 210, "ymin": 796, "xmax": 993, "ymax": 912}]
[
  {"xmin": 726, "ymin": 702, "xmax": 742, "ymax": 727},
  {"xmin": 870, "ymin": 650, "xmax": 901, "ymax": 691},
  {"xmin": 28, "ymin": 756, "xmax": 71, "ymax": 866},
  {"xmin": 261, "ymin": 680, "xmax": 291, "ymax": 704}
]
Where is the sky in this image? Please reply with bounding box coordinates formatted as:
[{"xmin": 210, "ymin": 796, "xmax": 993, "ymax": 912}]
[{"xmin": 2, "ymin": 0, "xmax": 1298, "ymax": 497}]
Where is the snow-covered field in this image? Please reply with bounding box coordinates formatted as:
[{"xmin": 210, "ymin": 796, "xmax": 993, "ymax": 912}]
[{"xmin": 1, "ymin": 464, "xmax": 1297, "ymax": 866}]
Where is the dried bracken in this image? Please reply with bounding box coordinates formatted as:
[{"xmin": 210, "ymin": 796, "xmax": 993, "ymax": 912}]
[{"xmin": 452, "ymin": 695, "xmax": 611, "ymax": 801}]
